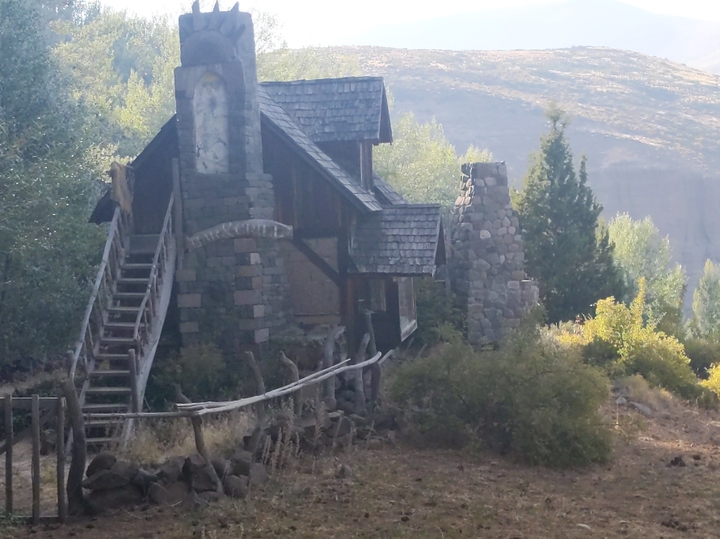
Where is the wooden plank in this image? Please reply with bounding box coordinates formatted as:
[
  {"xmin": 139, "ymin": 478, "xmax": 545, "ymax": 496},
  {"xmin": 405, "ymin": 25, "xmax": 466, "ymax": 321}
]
[
  {"xmin": 56, "ymin": 397, "xmax": 66, "ymax": 524},
  {"xmin": 5, "ymin": 395, "xmax": 12, "ymax": 514},
  {"xmin": 292, "ymin": 238, "xmax": 342, "ymax": 287},
  {"xmin": 172, "ymin": 158, "xmax": 184, "ymax": 268},
  {"xmin": 128, "ymin": 349, "xmax": 140, "ymax": 414},
  {"xmin": 4, "ymin": 397, "xmax": 58, "ymax": 411},
  {"xmin": 31, "ymin": 395, "xmax": 40, "ymax": 525}
]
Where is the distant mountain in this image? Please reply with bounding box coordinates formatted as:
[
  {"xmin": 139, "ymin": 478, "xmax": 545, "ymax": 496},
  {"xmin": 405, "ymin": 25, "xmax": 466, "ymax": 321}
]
[
  {"xmin": 349, "ymin": 0, "xmax": 720, "ymax": 74},
  {"xmin": 342, "ymin": 45, "xmax": 720, "ymax": 311}
]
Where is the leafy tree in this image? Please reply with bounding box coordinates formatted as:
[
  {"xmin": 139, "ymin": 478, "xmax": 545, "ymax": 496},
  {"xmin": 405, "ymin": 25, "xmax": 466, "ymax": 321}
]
[
  {"xmin": 608, "ymin": 213, "xmax": 686, "ymax": 332},
  {"xmin": 690, "ymin": 260, "xmax": 720, "ymax": 339},
  {"xmin": 513, "ymin": 105, "xmax": 623, "ymax": 323},
  {"xmin": 374, "ymin": 112, "xmax": 491, "ymax": 206},
  {"xmin": 0, "ymin": 0, "xmax": 105, "ymax": 370}
]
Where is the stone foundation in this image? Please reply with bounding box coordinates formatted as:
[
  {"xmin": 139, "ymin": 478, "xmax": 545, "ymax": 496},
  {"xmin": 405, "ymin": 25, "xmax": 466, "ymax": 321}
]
[{"xmin": 449, "ymin": 162, "xmax": 538, "ymax": 344}]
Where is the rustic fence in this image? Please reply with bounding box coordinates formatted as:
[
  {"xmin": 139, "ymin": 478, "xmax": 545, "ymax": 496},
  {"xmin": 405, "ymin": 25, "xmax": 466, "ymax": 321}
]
[{"xmin": 1, "ymin": 395, "xmax": 66, "ymax": 524}]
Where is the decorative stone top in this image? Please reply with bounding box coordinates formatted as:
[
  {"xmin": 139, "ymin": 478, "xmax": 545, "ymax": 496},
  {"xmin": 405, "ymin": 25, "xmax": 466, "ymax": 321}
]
[{"xmin": 179, "ymin": 1, "xmax": 248, "ymax": 67}]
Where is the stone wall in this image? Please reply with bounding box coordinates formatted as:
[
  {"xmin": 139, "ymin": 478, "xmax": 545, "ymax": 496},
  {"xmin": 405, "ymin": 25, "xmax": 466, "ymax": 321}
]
[{"xmin": 449, "ymin": 162, "xmax": 538, "ymax": 344}]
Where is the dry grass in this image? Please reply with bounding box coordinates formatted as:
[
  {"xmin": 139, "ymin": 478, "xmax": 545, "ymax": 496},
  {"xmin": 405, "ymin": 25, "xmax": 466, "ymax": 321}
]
[
  {"xmin": 7, "ymin": 396, "xmax": 720, "ymax": 539},
  {"xmin": 118, "ymin": 411, "xmax": 255, "ymax": 465}
]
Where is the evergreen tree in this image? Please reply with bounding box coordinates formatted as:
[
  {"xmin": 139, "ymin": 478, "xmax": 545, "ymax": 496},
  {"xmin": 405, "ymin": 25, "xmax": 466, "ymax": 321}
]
[
  {"xmin": 513, "ymin": 105, "xmax": 623, "ymax": 323},
  {"xmin": 690, "ymin": 260, "xmax": 720, "ymax": 340}
]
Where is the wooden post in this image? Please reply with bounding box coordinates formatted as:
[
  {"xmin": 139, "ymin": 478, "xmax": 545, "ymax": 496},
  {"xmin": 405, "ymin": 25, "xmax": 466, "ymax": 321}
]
[
  {"xmin": 238, "ymin": 345, "xmax": 267, "ymax": 422},
  {"xmin": 128, "ymin": 349, "xmax": 140, "ymax": 414},
  {"xmin": 63, "ymin": 378, "xmax": 87, "ymax": 516},
  {"xmin": 364, "ymin": 310, "xmax": 381, "ymax": 410},
  {"xmin": 4, "ymin": 395, "xmax": 12, "ymax": 514},
  {"xmin": 56, "ymin": 397, "xmax": 66, "ymax": 523},
  {"xmin": 279, "ymin": 352, "xmax": 301, "ymax": 417},
  {"xmin": 31, "ymin": 394, "xmax": 40, "ymax": 524},
  {"xmin": 323, "ymin": 326, "xmax": 344, "ymax": 410},
  {"xmin": 353, "ymin": 334, "xmax": 370, "ymax": 416},
  {"xmin": 171, "ymin": 158, "xmax": 184, "ymax": 269}
]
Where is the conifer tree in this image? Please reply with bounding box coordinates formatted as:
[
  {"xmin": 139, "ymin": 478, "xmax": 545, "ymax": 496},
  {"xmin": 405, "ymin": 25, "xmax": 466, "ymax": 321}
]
[{"xmin": 513, "ymin": 105, "xmax": 623, "ymax": 323}]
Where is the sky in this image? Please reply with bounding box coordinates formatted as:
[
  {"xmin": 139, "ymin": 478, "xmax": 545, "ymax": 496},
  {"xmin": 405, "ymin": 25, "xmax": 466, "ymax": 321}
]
[{"xmin": 100, "ymin": 0, "xmax": 720, "ymax": 47}]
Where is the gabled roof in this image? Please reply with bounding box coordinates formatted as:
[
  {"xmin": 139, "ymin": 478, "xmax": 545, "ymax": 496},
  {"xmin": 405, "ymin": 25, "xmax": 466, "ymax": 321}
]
[
  {"xmin": 258, "ymin": 86, "xmax": 382, "ymax": 213},
  {"xmin": 372, "ymin": 173, "xmax": 407, "ymax": 206},
  {"xmin": 261, "ymin": 77, "xmax": 392, "ymax": 144},
  {"xmin": 349, "ymin": 205, "xmax": 445, "ymax": 276}
]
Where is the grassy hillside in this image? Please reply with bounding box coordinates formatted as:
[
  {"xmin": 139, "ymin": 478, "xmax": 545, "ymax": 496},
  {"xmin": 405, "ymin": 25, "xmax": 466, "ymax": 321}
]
[{"xmin": 344, "ymin": 46, "xmax": 720, "ymax": 311}]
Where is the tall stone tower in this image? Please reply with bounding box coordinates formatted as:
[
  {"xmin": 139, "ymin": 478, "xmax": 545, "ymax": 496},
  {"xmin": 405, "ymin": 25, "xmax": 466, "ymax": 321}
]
[{"xmin": 174, "ymin": 2, "xmax": 290, "ymax": 352}]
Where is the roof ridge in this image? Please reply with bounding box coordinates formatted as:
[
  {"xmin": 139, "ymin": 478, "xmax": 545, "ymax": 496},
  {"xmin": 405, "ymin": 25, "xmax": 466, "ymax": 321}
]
[{"xmin": 261, "ymin": 76, "xmax": 384, "ymax": 86}]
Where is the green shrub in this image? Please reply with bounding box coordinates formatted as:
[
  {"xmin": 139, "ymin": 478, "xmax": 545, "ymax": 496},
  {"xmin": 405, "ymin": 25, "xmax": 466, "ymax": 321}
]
[
  {"xmin": 391, "ymin": 324, "xmax": 612, "ymax": 467},
  {"xmin": 683, "ymin": 338, "xmax": 720, "ymax": 379},
  {"xmin": 414, "ymin": 277, "xmax": 464, "ymax": 346}
]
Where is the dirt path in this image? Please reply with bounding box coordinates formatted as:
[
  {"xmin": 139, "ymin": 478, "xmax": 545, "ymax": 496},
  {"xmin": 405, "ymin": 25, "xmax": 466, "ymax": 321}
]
[{"xmin": 5, "ymin": 400, "xmax": 720, "ymax": 539}]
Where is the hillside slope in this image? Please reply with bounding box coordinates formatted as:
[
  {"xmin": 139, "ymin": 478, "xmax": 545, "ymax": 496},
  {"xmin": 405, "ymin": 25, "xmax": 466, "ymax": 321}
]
[{"xmin": 346, "ymin": 46, "xmax": 720, "ymax": 310}]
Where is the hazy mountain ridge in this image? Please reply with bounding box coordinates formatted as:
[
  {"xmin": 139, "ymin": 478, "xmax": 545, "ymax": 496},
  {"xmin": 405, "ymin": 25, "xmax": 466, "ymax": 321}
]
[
  {"xmin": 349, "ymin": 0, "xmax": 720, "ymax": 74},
  {"xmin": 342, "ymin": 45, "xmax": 720, "ymax": 310}
]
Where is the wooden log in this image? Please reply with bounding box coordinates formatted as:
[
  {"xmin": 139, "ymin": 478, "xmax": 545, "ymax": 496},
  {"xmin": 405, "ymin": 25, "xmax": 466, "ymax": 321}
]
[
  {"xmin": 4, "ymin": 395, "xmax": 12, "ymax": 514},
  {"xmin": 128, "ymin": 349, "xmax": 140, "ymax": 414},
  {"xmin": 56, "ymin": 397, "xmax": 67, "ymax": 523},
  {"xmin": 239, "ymin": 345, "xmax": 267, "ymax": 422},
  {"xmin": 353, "ymin": 333, "xmax": 370, "ymax": 416},
  {"xmin": 363, "ymin": 310, "xmax": 381, "ymax": 410},
  {"xmin": 63, "ymin": 378, "xmax": 87, "ymax": 516},
  {"xmin": 323, "ymin": 326, "xmax": 344, "ymax": 410},
  {"xmin": 279, "ymin": 352, "xmax": 301, "ymax": 416},
  {"xmin": 31, "ymin": 394, "xmax": 40, "ymax": 525},
  {"xmin": 175, "ymin": 386, "xmax": 223, "ymax": 495}
]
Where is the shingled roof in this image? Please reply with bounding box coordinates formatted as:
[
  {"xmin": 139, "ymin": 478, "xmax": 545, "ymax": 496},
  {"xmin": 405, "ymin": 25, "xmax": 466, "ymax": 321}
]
[
  {"xmin": 261, "ymin": 77, "xmax": 392, "ymax": 144},
  {"xmin": 372, "ymin": 173, "xmax": 407, "ymax": 206},
  {"xmin": 257, "ymin": 87, "xmax": 382, "ymax": 213},
  {"xmin": 349, "ymin": 205, "xmax": 445, "ymax": 275}
]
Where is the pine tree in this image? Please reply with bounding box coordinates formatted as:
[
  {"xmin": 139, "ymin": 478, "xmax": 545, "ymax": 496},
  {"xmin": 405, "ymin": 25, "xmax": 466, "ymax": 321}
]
[{"xmin": 513, "ymin": 105, "xmax": 623, "ymax": 323}]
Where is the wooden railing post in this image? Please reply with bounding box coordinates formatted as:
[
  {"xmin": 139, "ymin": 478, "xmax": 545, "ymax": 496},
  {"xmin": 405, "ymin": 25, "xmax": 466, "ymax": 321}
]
[
  {"xmin": 31, "ymin": 394, "xmax": 40, "ymax": 525},
  {"xmin": 56, "ymin": 397, "xmax": 67, "ymax": 523},
  {"xmin": 128, "ymin": 349, "xmax": 140, "ymax": 414},
  {"xmin": 4, "ymin": 395, "xmax": 12, "ymax": 514}
]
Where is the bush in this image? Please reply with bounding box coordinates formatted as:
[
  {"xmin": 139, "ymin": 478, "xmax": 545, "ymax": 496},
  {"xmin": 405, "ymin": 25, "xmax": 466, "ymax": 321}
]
[
  {"xmin": 414, "ymin": 277, "xmax": 465, "ymax": 346},
  {"xmin": 683, "ymin": 338, "xmax": 720, "ymax": 379},
  {"xmin": 703, "ymin": 364, "xmax": 720, "ymax": 399},
  {"xmin": 557, "ymin": 279, "xmax": 701, "ymax": 400},
  {"xmin": 391, "ymin": 324, "xmax": 612, "ymax": 467}
]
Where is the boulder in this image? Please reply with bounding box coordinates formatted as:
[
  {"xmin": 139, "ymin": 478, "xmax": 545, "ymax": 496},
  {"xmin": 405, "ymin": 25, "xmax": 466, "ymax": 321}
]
[
  {"xmin": 230, "ymin": 449, "xmax": 253, "ymax": 477},
  {"xmin": 211, "ymin": 458, "xmax": 230, "ymax": 480},
  {"xmin": 82, "ymin": 469, "xmax": 131, "ymax": 491},
  {"xmin": 157, "ymin": 456, "xmax": 185, "ymax": 484},
  {"xmin": 183, "ymin": 454, "xmax": 218, "ymax": 493},
  {"xmin": 148, "ymin": 481, "xmax": 190, "ymax": 505},
  {"xmin": 132, "ymin": 469, "xmax": 159, "ymax": 494},
  {"xmin": 223, "ymin": 475, "xmax": 249, "ymax": 499},
  {"xmin": 86, "ymin": 453, "xmax": 117, "ymax": 478},
  {"xmin": 110, "ymin": 460, "xmax": 139, "ymax": 481}
]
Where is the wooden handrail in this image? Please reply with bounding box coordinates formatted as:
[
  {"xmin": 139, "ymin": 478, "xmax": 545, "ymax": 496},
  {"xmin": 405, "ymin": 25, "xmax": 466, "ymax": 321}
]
[
  {"xmin": 133, "ymin": 193, "xmax": 174, "ymax": 344},
  {"xmin": 69, "ymin": 208, "xmax": 124, "ymax": 380}
]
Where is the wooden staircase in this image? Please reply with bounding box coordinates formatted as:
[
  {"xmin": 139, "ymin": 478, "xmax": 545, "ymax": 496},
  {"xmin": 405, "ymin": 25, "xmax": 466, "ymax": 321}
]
[{"xmin": 68, "ymin": 196, "xmax": 176, "ymax": 448}]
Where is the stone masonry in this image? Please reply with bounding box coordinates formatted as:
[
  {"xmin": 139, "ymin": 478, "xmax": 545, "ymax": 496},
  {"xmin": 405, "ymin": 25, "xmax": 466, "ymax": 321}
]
[
  {"xmin": 449, "ymin": 162, "xmax": 538, "ymax": 344},
  {"xmin": 174, "ymin": 5, "xmax": 290, "ymax": 349}
]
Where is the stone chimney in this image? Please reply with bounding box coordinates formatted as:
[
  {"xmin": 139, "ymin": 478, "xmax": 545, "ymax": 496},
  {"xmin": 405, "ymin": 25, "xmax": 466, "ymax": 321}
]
[
  {"xmin": 449, "ymin": 162, "xmax": 539, "ymax": 344},
  {"xmin": 173, "ymin": 2, "xmax": 290, "ymax": 351}
]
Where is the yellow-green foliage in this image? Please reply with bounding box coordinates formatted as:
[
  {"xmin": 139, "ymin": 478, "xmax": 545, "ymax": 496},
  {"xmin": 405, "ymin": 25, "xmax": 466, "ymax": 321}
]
[
  {"xmin": 557, "ymin": 279, "xmax": 699, "ymax": 399},
  {"xmin": 702, "ymin": 364, "xmax": 720, "ymax": 398},
  {"xmin": 391, "ymin": 324, "xmax": 612, "ymax": 467}
]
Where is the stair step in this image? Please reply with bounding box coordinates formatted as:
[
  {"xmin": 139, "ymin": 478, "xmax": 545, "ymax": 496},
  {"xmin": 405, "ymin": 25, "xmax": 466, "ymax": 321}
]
[
  {"xmin": 89, "ymin": 370, "xmax": 131, "ymax": 377},
  {"xmin": 105, "ymin": 322, "xmax": 137, "ymax": 329},
  {"xmin": 122, "ymin": 263, "xmax": 153, "ymax": 270},
  {"xmin": 83, "ymin": 403, "xmax": 129, "ymax": 412},
  {"xmin": 85, "ymin": 419, "xmax": 124, "ymax": 428},
  {"xmin": 108, "ymin": 306, "xmax": 141, "ymax": 313},
  {"xmin": 113, "ymin": 292, "xmax": 146, "ymax": 299},
  {"xmin": 117, "ymin": 278, "xmax": 149, "ymax": 285},
  {"xmin": 100, "ymin": 338, "xmax": 136, "ymax": 347},
  {"xmin": 128, "ymin": 235, "xmax": 160, "ymax": 254},
  {"xmin": 86, "ymin": 437, "xmax": 119, "ymax": 446},
  {"xmin": 96, "ymin": 353, "xmax": 134, "ymax": 361},
  {"xmin": 86, "ymin": 387, "xmax": 131, "ymax": 395}
]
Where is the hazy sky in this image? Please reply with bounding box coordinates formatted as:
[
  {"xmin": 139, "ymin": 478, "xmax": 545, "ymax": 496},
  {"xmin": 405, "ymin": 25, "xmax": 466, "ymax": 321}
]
[{"xmin": 100, "ymin": 0, "xmax": 720, "ymax": 47}]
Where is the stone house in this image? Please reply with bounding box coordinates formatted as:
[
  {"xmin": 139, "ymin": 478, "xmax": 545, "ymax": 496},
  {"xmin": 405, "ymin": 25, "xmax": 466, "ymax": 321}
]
[{"xmin": 124, "ymin": 2, "xmax": 445, "ymax": 356}]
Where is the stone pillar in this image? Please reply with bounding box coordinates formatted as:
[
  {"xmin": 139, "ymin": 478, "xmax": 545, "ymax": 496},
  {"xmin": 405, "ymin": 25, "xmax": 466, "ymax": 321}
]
[
  {"xmin": 449, "ymin": 162, "xmax": 539, "ymax": 344},
  {"xmin": 173, "ymin": 5, "xmax": 290, "ymax": 349}
]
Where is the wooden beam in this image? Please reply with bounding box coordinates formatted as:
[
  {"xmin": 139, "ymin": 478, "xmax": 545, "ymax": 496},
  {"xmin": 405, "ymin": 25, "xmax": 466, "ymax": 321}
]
[
  {"xmin": 172, "ymin": 158, "xmax": 184, "ymax": 269},
  {"xmin": 292, "ymin": 238, "xmax": 341, "ymax": 287},
  {"xmin": 31, "ymin": 395, "xmax": 40, "ymax": 525},
  {"xmin": 56, "ymin": 397, "xmax": 66, "ymax": 523},
  {"xmin": 5, "ymin": 395, "xmax": 13, "ymax": 514}
]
